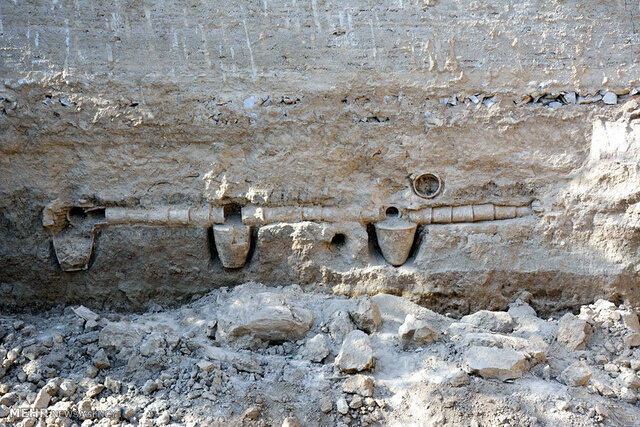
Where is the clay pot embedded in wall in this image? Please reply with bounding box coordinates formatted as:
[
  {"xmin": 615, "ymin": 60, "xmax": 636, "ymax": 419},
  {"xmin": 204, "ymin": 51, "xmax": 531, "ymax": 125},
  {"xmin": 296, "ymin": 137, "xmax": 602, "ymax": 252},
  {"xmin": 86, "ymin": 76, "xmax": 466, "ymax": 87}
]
[
  {"xmin": 213, "ymin": 219, "xmax": 251, "ymax": 268},
  {"xmin": 52, "ymin": 231, "xmax": 95, "ymax": 272},
  {"xmin": 374, "ymin": 208, "xmax": 417, "ymax": 267}
]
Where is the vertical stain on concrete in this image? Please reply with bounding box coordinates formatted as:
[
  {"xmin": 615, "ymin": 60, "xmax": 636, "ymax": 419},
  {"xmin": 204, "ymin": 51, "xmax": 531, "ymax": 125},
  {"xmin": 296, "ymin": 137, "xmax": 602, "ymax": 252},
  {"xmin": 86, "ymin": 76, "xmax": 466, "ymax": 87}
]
[
  {"xmin": 311, "ymin": 0, "xmax": 321, "ymax": 31},
  {"xmin": 243, "ymin": 19, "xmax": 257, "ymax": 81},
  {"xmin": 199, "ymin": 24, "xmax": 212, "ymax": 70},
  {"xmin": 64, "ymin": 18, "xmax": 70, "ymax": 72},
  {"xmin": 139, "ymin": 86, "xmax": 146, "ymax": 105},
  {"xmin": 369, "ymin": 19, "xmax": 377, "ymax": 59},
  {"xmin": 182, "ymin": 7, "xmax": 190, "ymax": 62}
]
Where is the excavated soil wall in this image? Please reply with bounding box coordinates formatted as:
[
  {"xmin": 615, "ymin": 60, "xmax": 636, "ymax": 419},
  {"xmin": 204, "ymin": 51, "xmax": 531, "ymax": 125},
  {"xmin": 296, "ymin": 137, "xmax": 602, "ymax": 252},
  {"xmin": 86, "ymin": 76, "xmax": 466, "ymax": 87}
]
[{"xmin": 1, "ymin": 0, "xmax": 640, "ymax": 313}]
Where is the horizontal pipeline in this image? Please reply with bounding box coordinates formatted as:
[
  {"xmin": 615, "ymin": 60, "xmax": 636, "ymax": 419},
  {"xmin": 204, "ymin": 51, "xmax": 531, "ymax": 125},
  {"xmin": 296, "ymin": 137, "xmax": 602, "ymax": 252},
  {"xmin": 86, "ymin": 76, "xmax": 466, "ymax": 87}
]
[
  {"xmin": 105, "ymin": 206, "xmax": 225, "ymax": 226},
  {"xmin": 242, "ymin": 203, "xmax": 533, "ymax": 225},
  {"xmin": 406, "ymin": 204, "xmax": 533, "ymax": 224},
  {"xmin": 240, "ymin": 205, "xmax": 381, "ymax": 226},
  {"xmin": 102, "ymin": 203, "xmax": 533, "ymax": 227}
]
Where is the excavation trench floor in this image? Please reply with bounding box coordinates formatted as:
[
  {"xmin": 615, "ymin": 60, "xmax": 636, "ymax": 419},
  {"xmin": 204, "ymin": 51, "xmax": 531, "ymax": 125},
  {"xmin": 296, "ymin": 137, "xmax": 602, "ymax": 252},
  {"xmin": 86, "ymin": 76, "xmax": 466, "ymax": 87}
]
[{"xmin": 1, "ymin": 283, "xmax": 640, "ymax": 426}]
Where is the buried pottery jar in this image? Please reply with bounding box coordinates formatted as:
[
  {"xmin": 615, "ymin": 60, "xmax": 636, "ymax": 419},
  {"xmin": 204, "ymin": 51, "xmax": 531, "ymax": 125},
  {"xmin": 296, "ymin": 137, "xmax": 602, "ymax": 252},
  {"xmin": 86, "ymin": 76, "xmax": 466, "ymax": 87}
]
[
  {"xmin": 213, "ymin": 218, "xmax": 252, "ymax": 268},
  {"xmin": 52, "ymin": 231, "xmax": 96, "ymax": 272},
  {"xmin": 374, "ymin": 208, "xmax": 417, "ymax": 266}
]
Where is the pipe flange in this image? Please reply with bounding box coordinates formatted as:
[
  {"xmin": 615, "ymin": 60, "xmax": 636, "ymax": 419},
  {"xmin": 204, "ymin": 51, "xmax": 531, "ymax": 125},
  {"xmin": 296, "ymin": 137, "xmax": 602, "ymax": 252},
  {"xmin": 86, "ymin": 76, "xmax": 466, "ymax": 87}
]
[{"xmin": 411, "ymin": 173, "xmax": 443, "ymax": 199}]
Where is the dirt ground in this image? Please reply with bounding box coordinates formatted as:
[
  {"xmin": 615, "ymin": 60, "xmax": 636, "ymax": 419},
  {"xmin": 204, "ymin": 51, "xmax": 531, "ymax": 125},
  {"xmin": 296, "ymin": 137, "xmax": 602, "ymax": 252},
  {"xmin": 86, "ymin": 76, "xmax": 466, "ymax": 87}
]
[{"xmin": 1, "ymin": 283, "xmax": 640, "ymax": 426}]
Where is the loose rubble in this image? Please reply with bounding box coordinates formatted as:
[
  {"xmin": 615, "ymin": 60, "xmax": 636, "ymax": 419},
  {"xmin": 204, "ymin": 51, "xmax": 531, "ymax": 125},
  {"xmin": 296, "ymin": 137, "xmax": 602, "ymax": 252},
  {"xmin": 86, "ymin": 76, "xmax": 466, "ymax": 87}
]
[{"xmin": 1, "ymin": 285, "xmax": 640, "ymax": 426}]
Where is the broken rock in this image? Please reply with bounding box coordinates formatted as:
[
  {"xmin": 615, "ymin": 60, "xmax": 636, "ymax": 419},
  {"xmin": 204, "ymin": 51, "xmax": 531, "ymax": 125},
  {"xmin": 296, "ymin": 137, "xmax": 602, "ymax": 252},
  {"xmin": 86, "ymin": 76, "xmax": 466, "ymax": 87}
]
[
  {"xmin": 398, "ymin": 314, "xmax": 441, "ymax": 349},
  {"xmin": 508, "ymin": 299, "xmax": 537, "ymax": 319},
  {"xmin": 217, "ymin": 291, "xmax": 314, "ymax": 348},
  {"xmin": 557, "ymin": 313, "xmax": 592, "ymax": 351},
  {"xmin": 32, "ymin": 387, "xmax": 52, "ymax": 409},
  {"xmin": 342, "ymin": 374, "xmax": 375, "ymax": 397},
  {"xmin": 72, "ymin": 305, "xmax": 100, "ymax": 323},
  {"xmin": 319, "ymin": 396, "xmax": 333, "ymax": 413},
  {"xmin": 461, "ymin": 310, "xmax": 514, "ymax": 333},
  {"xmin": 560, "ymin": 361, "xmax": 592, "ymax": 387},
  {"xmin": 463, "ymin": 346, "xmax": 530, "ymax": 381},
  {"xmin": 282, "ymin": 417, "xmax": 301, "ymax": 427},
  {"xmin": 335, "ymin": 330, "xmax": 374, "ymax": 373},
  {"xmin": 98, "ymin": 321, "xmax": 146, "ymax": 356},
  {"xmin": 349, "ymin": 298, "xmax": 382, "ymax": 333},
  {"xmin": 92, "ymin": 349, "xmax": 111, "ymax": 370},
  {"xmin": 302, "ymin": 334, "xmax": 330, "ymax": 363},
  {"xmin": 627, "ymin": 333, "xmax": 640, "ymax": 347},
  {"xmin": 328, "ymin": 311, "xmax": 356, "ymax": 344},
  {"xmin": 603, "ymin": 92, "xmax": 618, "ymax": 105},
  {"xmin": 336, "ymin": 397, "xmax": 349, "ymax": 415}
]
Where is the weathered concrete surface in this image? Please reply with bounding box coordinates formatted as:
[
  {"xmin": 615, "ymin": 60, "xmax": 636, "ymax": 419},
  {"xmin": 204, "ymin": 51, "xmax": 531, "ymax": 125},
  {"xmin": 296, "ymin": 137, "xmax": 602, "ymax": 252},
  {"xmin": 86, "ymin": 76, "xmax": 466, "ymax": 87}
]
[{"xmin": 1, "ymin": 0, "xmax": 640, "ymax": 312}]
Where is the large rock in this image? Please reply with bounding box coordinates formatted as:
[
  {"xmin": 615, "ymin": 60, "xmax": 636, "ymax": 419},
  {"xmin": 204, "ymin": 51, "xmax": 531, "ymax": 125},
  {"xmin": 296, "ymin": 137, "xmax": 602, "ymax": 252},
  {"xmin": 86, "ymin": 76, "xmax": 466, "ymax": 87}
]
[
  {"xmin": 461, "ymin": 332, "xmax": 548, "ymax": 364},
  {"xmin": 342, "ymin": 374, "xmax": 375, "ymax": 397},
  {"xmin": 335, "ymin": 330, "xmax": 374, "ymax": 373},
  {"xmin": 72, "ymin": 305, "xmax": 100, "ymax": 322},
  {"xmin": 461, "ymin": 310, "xmax": 514, "ymax": 333},
  {"xmin": 302, "ymin": 334, "xmax": 330, "ymax": 363},
  {"xmin": 398, "ymin": 314, "xmax": 441, "ymax": 349},
  {"xmin": 349, "ymin": 298, "xmax": 382, "ymax": 333},
  {"xmin": 98, "ymin": 321, "xmax": 147, "ymax": 358},
  {"xmin": 217, "ymin": 291, "xmax": 314, "ymax": 348},
  {"xmin": 92, "ymin": 349, "xmax": 111, "ymax": 370},
  {"xmin": 560, "ymin": 361, "xmax": 592, "ymax": 386},
  {"xmin": 328, "ymin": 311, "xmax": 356, "ymax": 343},
  {"xmin": 463, "ymin": 346, "xmax": 530, "ymax": 381},
  {"xmin": 508, "ymin": 299, "xmax": 537, "ymax": 319},
  {"xmin": 32, "ymin": 387, "xmax": 52, "ymax": 409},
  {"xmin": 557, "ymin": 313, "xmax": 592, "ymax": 351},
  {"xmin": 371, "ymin": 294, "xmax": 452, "ymax": 332}
]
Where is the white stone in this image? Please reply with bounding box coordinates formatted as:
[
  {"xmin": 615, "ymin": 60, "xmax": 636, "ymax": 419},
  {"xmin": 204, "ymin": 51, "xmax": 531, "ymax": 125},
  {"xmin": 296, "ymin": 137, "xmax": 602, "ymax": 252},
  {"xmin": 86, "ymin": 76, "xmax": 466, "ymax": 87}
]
[
  {"xmin": 336, "ymin": 397, "xmax": 349, "ymax": 415},
  {"xmin": 217, "ymin": 291, "xmax": 314, "ymax": 348},
  {"xmin": 603, "ymin": 92, "xmax": 618, "ymax": 105},
  {"xmin": 197, "ymin": 360, "xmax": 216, "ymax": 372},
  {"xmin": 398, "ymin": 314, "xmax": 441, "ymax": 349},
  {"xmin": 302, "ymin": 334, "xmax": 330, "ymax": 363},
  {"xmin": 618, "ymin": 371, "xmax": 640, "ymax": 390},
  {"xmin": 560, "ymin": 361, "xmax": 592, "ymax": 386},
  {"xmin": 72, "ymin": 305, "xmax": 100, "ymax": 322},
  {"xmin": 282, "ymin": 417, "xmax": 301, "ymax": 427},
  {"xmin": 349, "ymin": 298, "xmax": 382, "ymax": 333},
  {"xmin": 507, "ymin": 299, "xmax": 537, "ymax": 319},
  {"xmin": 463, "ymin": 346, "xmax": 529, "ymax": 381},
  {"xmin": 342, "ymin": 375, "xmax": 375, "ymax": 397},
  {"xmin": 32, "ymin": 388, "xmax": 51, "ymax": 409},
  {"xmin": 461, "ymin": 310, "xmax": 514, "ymax": 333},
  {"xmin": 335, "ymin": 330, "xmax": 374, "ymax": 373},
  {"xmin": 557, "ymin": 313, "xmax": 592, "ymax": 351}
]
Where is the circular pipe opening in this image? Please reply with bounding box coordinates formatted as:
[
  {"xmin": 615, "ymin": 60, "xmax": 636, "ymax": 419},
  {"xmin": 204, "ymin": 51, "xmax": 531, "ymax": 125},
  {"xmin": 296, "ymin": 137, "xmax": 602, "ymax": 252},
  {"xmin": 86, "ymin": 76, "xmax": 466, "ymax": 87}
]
[
  {"xmin": 67, "ymin": 207, "xmax": 87, "ymax": 226},
  {"xmin": 331, "ymin": 233, "xmax": 346, "ymax": 246},
  {"xmin": 385, "ymin": 206, "xmax": 399, "ymax": 217},
  {"xmin": 412, "ymin": 173, "xmax": 443, "ymax": 199}
]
